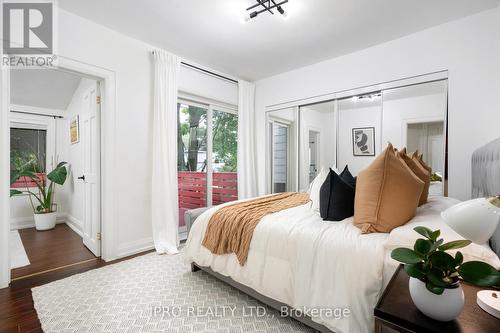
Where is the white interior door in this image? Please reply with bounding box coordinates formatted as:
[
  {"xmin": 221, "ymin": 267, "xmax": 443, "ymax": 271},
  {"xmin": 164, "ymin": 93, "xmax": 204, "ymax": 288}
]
[{"xmin": 81, "ymin": 82, "xmax": 101, "ymax": 256}]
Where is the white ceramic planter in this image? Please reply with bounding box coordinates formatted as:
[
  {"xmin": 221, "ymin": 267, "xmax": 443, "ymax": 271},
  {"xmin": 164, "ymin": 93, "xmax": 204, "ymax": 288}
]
[
  {"xmin": 34, "ymin": 212, "xmax": 57, "ymax": 231},
  {"xmin": 409, "ymin": 277, "xmax": 464, "ymax": 321}
]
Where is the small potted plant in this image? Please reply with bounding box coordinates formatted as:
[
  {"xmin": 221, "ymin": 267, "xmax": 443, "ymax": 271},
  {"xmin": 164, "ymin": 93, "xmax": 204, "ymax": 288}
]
[
  {"xmin": 391, "ymin": 226, "xmax": 500, "ymax": 321},
  {"xmin": 10, "ymin": 162, "xmax": 68, "ymax": 231}
]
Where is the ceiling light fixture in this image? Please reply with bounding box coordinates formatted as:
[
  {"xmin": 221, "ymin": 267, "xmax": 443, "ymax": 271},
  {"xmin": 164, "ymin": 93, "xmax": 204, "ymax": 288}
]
[
  {"xmin": 351, "ymin": 92, "xmax": 382, "ymax": 101},
  {"xmin": 245, "ymin": 0, "xmax": 289, "ymax": 21}
]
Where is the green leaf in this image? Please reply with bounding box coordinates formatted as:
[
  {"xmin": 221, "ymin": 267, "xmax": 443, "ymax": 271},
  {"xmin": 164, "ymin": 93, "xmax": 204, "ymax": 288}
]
[
  {"xmin": 454, "ymin": 251, "xmax": 463, "ymax": 266},
  {"xmin": 391, "ymin": 248, "xmax": 423, "ymax": 264},
  {"xmin": 47, "ymin": 162, "xmax": 67, "ymax": 185},
  {"xmin": 425, "ymin": 282, "xmax": 445, "ymax": 295},
  {"xmin": 10, "ymin": 189, "xmax": 23, "ymax": 197},
  {"xmin": 429, "ymin": 238, "xmax": 444, "ymax": 252},
  {"xmin": 430, "ymin": 229, "xmax": 441, "ymax": 242},
  {"xmin": 429, "ymin": 251, "xmax": 456, "ymax": 271},
  {"xmin": 414, "ymin": 239, "xmax": 432, "ymax": 255},
  {"xmin": 427, "ymin": 268, "xmax": 448, "ymax": 287},
  {"xmin": 404, "ymin": 263, "xmax": 426, "ymax": 279},
  {"xmin": 458, "ymin": 261, "xmax": 500, "ymax": 287},
  {"xmin": 438, "ymin": 240, "xmax": 472, "ymax": 251},
  {"xmin": 414, "ymin": 226, "xmax": 434, "ymax": 240}
]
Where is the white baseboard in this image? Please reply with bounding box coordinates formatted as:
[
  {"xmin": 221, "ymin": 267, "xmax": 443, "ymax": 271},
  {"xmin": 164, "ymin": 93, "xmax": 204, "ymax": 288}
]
[
  {"xmin": 10, "ymin": 214, "xmax": 67, "ymax": 230},
  {"xmin": 10, "ymin": 214, "xmax": 83, "ymax": 237},
  {"xmin": 65, "ymin": 215, "xmax": 83, "ymax": 237},
  {"xmin": 116, "ymin": 237, "xmax": 154, "ymax": 259}
]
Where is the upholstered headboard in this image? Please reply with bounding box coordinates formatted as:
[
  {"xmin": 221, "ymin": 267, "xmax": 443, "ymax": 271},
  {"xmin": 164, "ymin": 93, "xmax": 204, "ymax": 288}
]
[{"xmin": 471, "ymin": 137, "xmax": 500, "ymax": 257}]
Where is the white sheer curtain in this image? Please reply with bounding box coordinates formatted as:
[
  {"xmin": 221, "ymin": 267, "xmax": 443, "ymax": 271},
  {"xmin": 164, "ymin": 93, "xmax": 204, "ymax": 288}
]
[
  {"xmin": 152, "ymin": 49, "xmax": 181, "ymax": 254},
  {"xmin": 237, "ymin": 80, "xmax": 258, "ymax": 199}
]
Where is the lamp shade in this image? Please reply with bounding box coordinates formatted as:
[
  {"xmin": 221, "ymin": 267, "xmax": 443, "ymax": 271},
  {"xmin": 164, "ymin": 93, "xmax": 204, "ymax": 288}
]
[{"xmin": 441, "ymin": 197, "xmax": 500, "ymax": 244}]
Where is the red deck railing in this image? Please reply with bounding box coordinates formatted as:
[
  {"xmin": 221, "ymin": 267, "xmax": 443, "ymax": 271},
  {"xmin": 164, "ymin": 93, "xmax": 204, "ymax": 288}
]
[
  {"xmin": 178, "ymin": 171, "xmax": 238, "ymax": 227},
  {"xmin": 11, "ymin": 173, "xmax": 46, "ymax": 189}
]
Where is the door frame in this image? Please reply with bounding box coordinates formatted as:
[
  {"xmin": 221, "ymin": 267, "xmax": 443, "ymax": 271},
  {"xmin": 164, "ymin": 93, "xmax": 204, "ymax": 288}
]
[{"xmin": 0, "ymin": 56, "xmax": 117, "ymax": 288}]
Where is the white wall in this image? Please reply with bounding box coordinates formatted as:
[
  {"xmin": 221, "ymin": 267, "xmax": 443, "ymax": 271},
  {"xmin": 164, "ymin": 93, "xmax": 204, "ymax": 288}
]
[
  {"xmin": 55, "ymin": 8, "xmax": 238, "ymax": 258},
  {"xmin": 255, "ymin": 6, "xmax": 500, "ymax": 200},
  {"xmin": 382, "ymin": 81, "xmax": 447, "ymax": 148},
  {"xmin": 5, "ymin": 9, "xmax": 238, "ymax": 260},
  {"xmin": 337, "ymin": 100, "xmax": 382, "ymax": 176}
]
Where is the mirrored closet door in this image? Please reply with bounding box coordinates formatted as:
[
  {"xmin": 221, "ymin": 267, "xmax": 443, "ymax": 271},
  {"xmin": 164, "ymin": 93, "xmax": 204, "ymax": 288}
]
[
  {"xmin": 266, "ymin": 107, "xmax": 299, "ymax": 193},
  {"xmin": 298, "ymin": 101, "xmax": 336, "ymax": 191},
  {"xmin": 268, "ymin": 78, "xmax": 448, "ymax": 197},
  {"xmin": 382, "ymin": 80, "xmax": 447, "ymax": 195}
]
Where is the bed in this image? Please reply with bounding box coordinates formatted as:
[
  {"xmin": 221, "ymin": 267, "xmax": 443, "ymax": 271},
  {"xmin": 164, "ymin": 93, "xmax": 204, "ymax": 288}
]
[{"xmin": 184, "ymin": 139, "xmax": 500, "ymax": 333}]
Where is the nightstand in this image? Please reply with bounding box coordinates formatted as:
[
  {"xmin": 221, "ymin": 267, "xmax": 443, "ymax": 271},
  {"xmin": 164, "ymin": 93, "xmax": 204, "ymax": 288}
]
[{"xmin": 374, "ymin": 265, "xmax": 499, "ymax": 333}]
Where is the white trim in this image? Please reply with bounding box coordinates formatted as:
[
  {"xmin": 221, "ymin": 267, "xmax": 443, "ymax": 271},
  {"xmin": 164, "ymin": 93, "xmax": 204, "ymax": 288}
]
[
  {"xmin": 206, "ymin": 105, "xmax": 213, "ymax": 206},
  {"xmin": 179, "ymin": 91, "xmax": 237, "ymax": 113},
  {"xmin": 0, "ymin": 56, "xmax": 118, "ymax": 287},
  {"xmin": 401, "ymin": 116, "xmax": 445, "ymax": 147},
  {"xmin": 265, "ymin": 70, "xmax": 449, "ymax": 112},
  {"xmin": 65, "ymin": 215, "xmax": 83, "ymax": 237},
  {"xmin": 53, "ymin": 56, "xmax": 117, "ymax": 262},
  {"xmin": 9, "ymin": 213, "xmax": 82, "ymax": 237},
  {"xmin": 10, "ymin": 104, "xmax": 65, "ymax": 117},
  {"xmin": 10, "ymin": 214, "xmax": 67, "ymax": 231},
  {"xmin": 0, "ymin": 63, "xmax": 11, "ymax": 288},
  {"xmin": 116, "ymin": 237, "xmax": 154, "ymax": 259}
]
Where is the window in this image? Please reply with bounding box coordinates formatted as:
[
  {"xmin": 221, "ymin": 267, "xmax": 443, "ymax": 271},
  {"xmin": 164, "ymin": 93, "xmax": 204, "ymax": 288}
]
[
  {"xmin": 177, "ymin": 100, "xmax": 238, "ymax": 232},
  {"xmin": 212, "ymin": 110, "xmax": 238, "ymax": 205},
  {"xmin": 10, "ymin": 127, "xmax": 47, "ymax": 188}
]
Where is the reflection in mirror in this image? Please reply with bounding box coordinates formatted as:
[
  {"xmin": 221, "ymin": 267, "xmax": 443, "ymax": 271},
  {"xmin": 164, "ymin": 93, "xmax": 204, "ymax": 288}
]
[
  {"xmin": 267, "ymin": 108, "xmax": 298, "ymax": 193},
  {"xmin": 298, "ymin": 102, "xmax": 336, "ymax": 191},
  {"xmin": 265, "ymin": 79, "xmax": 448, "ymax": 197},
  {"xmin": 337, "ymin": 93, "xmax": 382, "ymax": 176},
  {"xmin": 382, "ymin": 80, "xmax": 447, "ymax": 196}
]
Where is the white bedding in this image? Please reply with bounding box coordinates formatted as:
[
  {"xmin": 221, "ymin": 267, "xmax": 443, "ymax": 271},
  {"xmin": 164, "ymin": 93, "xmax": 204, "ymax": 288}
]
[{"xmin": 184, "ymin": 196, "xmax": 490, "ymax": 333}]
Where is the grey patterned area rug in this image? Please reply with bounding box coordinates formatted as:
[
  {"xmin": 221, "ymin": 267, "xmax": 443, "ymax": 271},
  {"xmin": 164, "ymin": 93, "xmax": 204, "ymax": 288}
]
[{"xmin": 32, "ymin": 250, "xmax": 315, "ymax": 332}]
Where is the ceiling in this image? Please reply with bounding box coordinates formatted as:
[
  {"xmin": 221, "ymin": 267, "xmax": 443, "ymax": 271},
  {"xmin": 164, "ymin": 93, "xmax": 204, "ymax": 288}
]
[
  {"xmin": 58, "ymin": 0, "xmax": 499, "ymax": 80},
  {"xmin": 11, "ymin": 69, "xmax": 82, "ymax": 110}
]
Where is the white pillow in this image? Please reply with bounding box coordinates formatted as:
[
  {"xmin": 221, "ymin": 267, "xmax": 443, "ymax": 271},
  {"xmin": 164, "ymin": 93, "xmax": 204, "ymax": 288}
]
[
  {"xmin": 384, "ymin": 197, "xmax": 500, "ymax": 268},
  {"xmin": 308, "ymin": 167, "xmax": 336, "ymax": 212}
]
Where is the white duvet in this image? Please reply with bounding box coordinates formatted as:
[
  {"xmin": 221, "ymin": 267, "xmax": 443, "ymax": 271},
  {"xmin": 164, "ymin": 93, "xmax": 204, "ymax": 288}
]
[{"xmin": 184, "ymin": 196, "xmax": 495, "ymax": 333}]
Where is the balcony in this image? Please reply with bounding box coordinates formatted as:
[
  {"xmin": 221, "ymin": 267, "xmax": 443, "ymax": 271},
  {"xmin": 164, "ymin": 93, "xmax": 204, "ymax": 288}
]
[{"xmin": 178, "ymin": 171, "xmax": 238, "ymax": 227}]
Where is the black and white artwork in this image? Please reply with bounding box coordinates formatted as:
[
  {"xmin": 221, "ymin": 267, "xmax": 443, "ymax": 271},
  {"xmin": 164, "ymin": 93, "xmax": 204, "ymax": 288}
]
[{"xmin": 352, "ymin": 127, "xmax": 375, "ymax": 156}]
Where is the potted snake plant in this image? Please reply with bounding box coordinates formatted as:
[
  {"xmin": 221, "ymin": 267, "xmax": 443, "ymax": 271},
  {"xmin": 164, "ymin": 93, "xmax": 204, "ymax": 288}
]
[
  {"xmin": 391, "ymin": 226, "xmax": 500, "ymax": 321},
  {"xmin": 10, "ymin": 162, "xmax": 68, "ymax": 230}
]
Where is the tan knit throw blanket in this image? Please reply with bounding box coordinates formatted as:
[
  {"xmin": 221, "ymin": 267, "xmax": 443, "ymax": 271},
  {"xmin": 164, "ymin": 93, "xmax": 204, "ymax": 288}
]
[{"xmin": 202, "ymin": 192, "xmax": 310, "ymax": 265}]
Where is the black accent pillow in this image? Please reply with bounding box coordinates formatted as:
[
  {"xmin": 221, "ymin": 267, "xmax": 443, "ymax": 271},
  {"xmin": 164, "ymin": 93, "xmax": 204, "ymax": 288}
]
[{"xmin": 319, "ymin": 166, "xmax": 356, "ymax": 221}]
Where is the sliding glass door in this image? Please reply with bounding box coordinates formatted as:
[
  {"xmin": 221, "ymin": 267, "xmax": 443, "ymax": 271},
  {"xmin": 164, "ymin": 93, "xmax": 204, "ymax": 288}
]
[
  {"xmin": 212, "ymin": 109, "xmax": 238, "ymax": 205},
  {"xmin": 177, "ymin": 100, "xmax": 238, "ymax": 236}
]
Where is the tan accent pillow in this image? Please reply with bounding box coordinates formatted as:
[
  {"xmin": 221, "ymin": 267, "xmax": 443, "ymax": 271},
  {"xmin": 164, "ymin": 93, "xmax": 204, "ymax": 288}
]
[
  {"xmin": 415, "ymin": 152, "xmax": 432, "ymax": 174},
  {"xmin": 398, "ymin": 148, "xmax": 431, "ymax": 206},
  {"xmin": 354, "ymin": 143, "xmax": 425, "ymax": 233}
]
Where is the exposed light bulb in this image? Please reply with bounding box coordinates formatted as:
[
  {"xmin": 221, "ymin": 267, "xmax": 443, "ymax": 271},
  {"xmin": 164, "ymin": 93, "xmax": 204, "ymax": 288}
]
[{"xmin": 352, "ymin": 96, "xmax": 360, "ymax": 102}]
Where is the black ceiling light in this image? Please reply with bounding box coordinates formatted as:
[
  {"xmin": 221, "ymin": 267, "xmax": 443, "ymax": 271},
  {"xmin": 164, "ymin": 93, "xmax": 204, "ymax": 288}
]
[{"xmin": 245, "ymin": 0, "xmax": 289, "ymax": 21}]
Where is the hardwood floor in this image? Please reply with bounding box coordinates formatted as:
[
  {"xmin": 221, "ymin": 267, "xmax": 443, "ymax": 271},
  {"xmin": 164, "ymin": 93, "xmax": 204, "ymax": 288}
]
[
  {"xmin": 12, "ymin": 224, "xmax": 97, "ymax": 280},
  {"xmin": 1, "ymin": 249, "xmax": 154, "ymax": 333}
]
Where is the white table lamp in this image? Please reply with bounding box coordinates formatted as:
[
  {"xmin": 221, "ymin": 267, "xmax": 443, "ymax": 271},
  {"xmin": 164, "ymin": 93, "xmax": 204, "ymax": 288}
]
[{"xmin": 441, "ymin": 196, "xmax": 500, "ymax": 319}]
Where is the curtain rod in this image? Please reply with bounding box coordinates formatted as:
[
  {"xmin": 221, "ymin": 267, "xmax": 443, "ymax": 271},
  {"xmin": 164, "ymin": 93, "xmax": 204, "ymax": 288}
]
[
  {"xmin": 151, "ymin": 51, "xmax": 238, "ymax": 84},
  {"xmin": 11, "ymin": 110, "xmax": 63, "ymax": 119}
]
